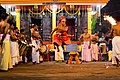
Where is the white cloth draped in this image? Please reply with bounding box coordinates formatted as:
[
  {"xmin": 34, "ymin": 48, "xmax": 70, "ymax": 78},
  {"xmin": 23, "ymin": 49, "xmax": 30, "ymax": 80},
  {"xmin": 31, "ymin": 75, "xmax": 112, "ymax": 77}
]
[
  {"xmin": 55, "ymin": 46, "xmax": 64, "ymax": 61},
  {"xmin": 32, "ymin": 40, "xmax": 40, "ymax": 63},
  {"xmin": 82, "ymin": 41, "xmax": 91, "ymax": 61},
  {"xmin": 10, "ymin": 41, "xmax": 19, "ymax": 65},
  {"xmin": 91, "ymin": 43, "xmax": 98, "ymax": 61},
  {"xmin": 112, "ymin": 36, "xmax": 120, "ymax": 64}
]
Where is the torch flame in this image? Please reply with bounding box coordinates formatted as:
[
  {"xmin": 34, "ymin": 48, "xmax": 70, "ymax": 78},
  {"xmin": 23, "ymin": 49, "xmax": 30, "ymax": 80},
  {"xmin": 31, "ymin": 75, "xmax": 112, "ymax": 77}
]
[{"xmin": 104, "ymin": 15, "xmax": 117, "ymax": 25}]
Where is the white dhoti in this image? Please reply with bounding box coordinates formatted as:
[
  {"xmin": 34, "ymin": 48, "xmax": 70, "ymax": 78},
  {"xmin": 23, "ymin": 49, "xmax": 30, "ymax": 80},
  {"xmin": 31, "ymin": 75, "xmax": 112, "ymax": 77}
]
[
  {"xmin": 10, "ymin": 41, "xmax": 19, "ymax": 66},
  {"xmin": 91, "ymin": 43, "xmax": 98, "ymax": 61},
  {"xmin": 0, "ymin": 34, "xmax": 13, "ymax": 70},
  {"xmin": 32, "ymin": 40, "xmax": 40, "ymax": 63},
  {"xmin": 55, "ymin": 46, "xmax": 64, "ymax": 61},
  {"xmin": 82, "ymin": 42, "xmax": 91, "ymax": 61},
  {"xmin": 112, "ymin": 36, "xmax": 120, "ymax": 64}
]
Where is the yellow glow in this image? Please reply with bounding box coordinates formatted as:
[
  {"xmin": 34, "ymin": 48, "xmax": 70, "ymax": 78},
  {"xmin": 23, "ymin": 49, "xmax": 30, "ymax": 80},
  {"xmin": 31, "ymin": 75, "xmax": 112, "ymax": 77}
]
[
  {"xmin": 87, "ymin": 8, "xmax": 92, "ymax": 34},
  {"xmin": 16, "ymin": 9, "xmax": 20, "ymax": 31},
  {"xmin": 52, "ymin": 10, "xmax": 56, "ymax": 42}
]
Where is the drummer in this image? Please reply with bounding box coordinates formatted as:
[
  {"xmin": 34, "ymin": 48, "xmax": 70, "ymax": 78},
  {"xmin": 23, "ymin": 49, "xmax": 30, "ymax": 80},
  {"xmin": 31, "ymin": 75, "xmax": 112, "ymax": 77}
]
[{"xmin": 30, "ymin": 24, "xmax": 42, "ymax": 64}]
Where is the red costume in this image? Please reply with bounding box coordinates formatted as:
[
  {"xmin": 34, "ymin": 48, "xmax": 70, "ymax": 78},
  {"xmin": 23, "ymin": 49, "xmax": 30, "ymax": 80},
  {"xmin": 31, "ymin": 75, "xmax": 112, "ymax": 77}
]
[
  {"xmin": 54, "ymin": 32, "xmax": 71, "ymax": 46},
  {"xmin": 53, "ymin": 16, "xmax": 71, "ymax": 46}
]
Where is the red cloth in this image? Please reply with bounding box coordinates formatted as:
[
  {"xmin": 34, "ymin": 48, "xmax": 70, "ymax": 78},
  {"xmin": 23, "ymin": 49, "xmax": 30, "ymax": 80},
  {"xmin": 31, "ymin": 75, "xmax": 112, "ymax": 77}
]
[{"xmin": 53, "ymin": 32, "xmax": 71, "ymax": 46}]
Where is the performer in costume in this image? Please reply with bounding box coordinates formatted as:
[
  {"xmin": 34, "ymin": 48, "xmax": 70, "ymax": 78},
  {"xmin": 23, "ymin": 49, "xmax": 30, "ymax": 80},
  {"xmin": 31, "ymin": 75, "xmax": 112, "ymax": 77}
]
[
  {"xmin": 50, "ymin": 16, "xmax": 71, "ymax": 61},
  {"xmin": 79, "ymin": 28, "xmax": 91, "ymax": 62},
  {"xmin": 111, "ymin": 18, "xmax": 120, "ymax": 67},
  {"xmin": 0, "ymin": 13, "xmax": 13, "ymax": 71},
  {"xmin": 67, "ymin": 51, "xmax": 81, "ymax": 64}
]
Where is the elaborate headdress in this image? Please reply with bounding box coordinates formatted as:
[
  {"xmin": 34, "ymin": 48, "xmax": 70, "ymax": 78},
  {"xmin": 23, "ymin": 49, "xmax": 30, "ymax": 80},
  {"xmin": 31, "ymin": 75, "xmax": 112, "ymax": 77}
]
[{"xmin": 57, "ymin": 16, "xmax": 66, "ymax": 25}]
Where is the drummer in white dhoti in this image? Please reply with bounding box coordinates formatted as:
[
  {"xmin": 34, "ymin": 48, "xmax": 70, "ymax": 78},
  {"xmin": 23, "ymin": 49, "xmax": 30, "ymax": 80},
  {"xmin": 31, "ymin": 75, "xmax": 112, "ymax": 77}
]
[
  {"xmin": 10, "ymin": 26, "xmax": 20, "ymax": 66},
  {"xmin": 30, "ymin": 24, "xmax": 42, "ymax": 64}
]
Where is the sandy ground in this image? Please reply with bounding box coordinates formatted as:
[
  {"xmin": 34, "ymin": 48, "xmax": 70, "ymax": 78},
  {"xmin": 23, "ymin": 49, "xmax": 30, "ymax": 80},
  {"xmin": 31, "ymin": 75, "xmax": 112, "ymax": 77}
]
[{"xmin": 0, "ymin": 62, "xmax": 120, "ymax": 80}]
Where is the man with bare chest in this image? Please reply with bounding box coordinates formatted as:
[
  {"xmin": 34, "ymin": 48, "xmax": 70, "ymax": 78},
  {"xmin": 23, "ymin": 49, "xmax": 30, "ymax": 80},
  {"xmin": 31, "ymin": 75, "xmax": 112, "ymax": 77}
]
[
  {"xmin": 91, "ymin": 31, "xmax": 99, "ymax": 61},
  {"xmin": 0, "ymin": 13, "xmax": 13, "ymax": 71},
  {"xmin": 79, "ymin": 28, "xmax": 91, "ymax": 62},
  {"xmin": 111, "ymin": 21, "xmax": 120, "ymax": 67}
]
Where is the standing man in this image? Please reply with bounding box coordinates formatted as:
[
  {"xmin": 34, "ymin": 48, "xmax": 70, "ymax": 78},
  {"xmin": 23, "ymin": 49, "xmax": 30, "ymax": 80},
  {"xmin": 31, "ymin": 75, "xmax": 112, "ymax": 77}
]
[
  {"xmin": 0, "ymin": 13, "xmax": 13, "ymax": 72},
  {"xmin": 91, "ymin": 31, "xmax": 99, "ymax": 61},
  {"xmin": 79, "ymin": 28, "xmax": 91, "ymax": 62},
  {"xmin": 111, "ymin": 18, "xmax": 120, "ymax": 67},
  {"xmin": 30, "ymin": 24, "xmax": 41, "ymax": 64},
  {"xmin": 10, "ymin": 24, "xmax": 19, "ymax": 66}
]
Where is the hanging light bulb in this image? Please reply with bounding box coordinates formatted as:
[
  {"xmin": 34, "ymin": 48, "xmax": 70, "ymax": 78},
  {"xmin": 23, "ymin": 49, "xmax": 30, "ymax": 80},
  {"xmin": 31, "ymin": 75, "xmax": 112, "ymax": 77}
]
[
  {"xmin": 42, "ymin": 12, "xmax": 45, "ymax": 15},
  {"xmin": 70, "ymin": 5, "xmax": 74, "ymax": 9},
  {"xmin": 99, "ymin": 22, "xmax": 102, "ymax": 25},
  {"xmin": 34, "ymin": 5, "xmax": 38, "ymax": 9}
]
